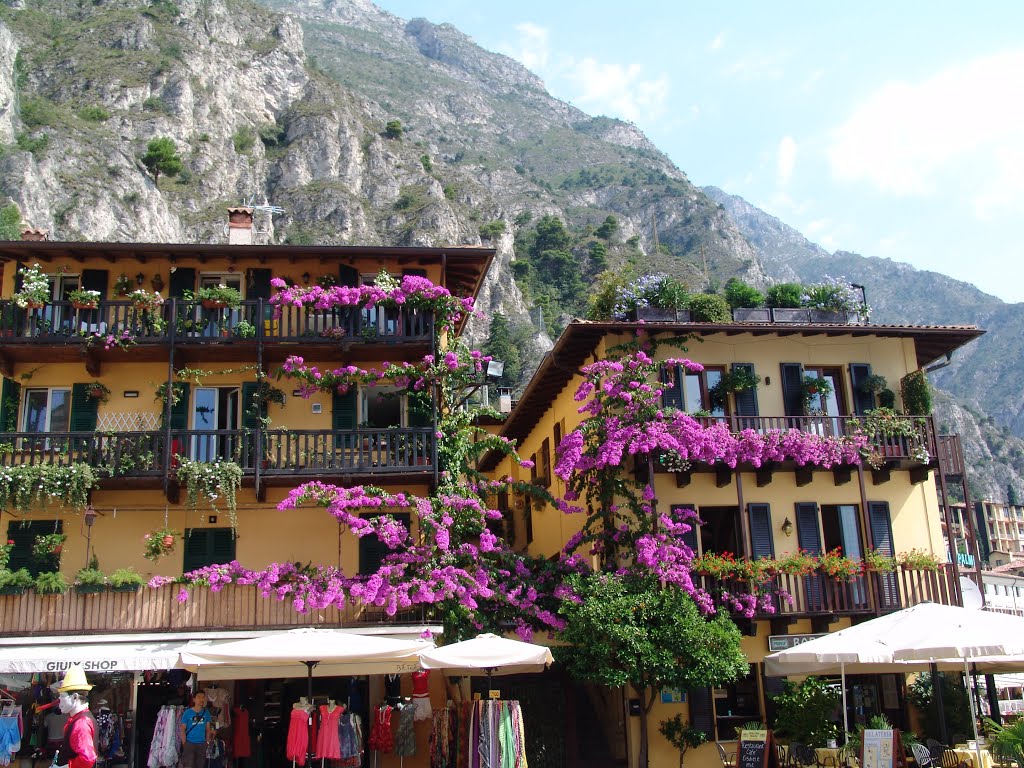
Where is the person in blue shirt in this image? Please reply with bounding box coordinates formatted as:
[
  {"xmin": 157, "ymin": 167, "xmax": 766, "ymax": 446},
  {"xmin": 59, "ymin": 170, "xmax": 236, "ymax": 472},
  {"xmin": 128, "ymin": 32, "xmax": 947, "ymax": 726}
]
[{"xmin": 178, "ymin": 691, "xmax": 213, "ymax": 768}]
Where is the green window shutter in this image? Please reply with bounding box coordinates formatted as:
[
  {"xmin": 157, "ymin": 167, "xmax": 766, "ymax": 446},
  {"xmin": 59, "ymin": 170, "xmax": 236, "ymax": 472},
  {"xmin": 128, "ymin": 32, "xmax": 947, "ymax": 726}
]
[
  {"xmin": 169, "ymin": 382, "xmax": 191, "ymax": 430},
  {"xmin": 407, "ymin": 391, "xmax": 432, "ymax": 428},
  {"xmin": 332, "ymin": 389, "xmax": 358, "ymax": 430},
  {"xmin": 241, "ymin": 381, "xmax": 263, "ymax": 430},
  {"xmin": 69, "ymin": 383, "xmax": 99, "ymax": 432},
  {"xmin": 80, "ymin": 269, "xmax": 109, "ymax": 299},
  {"xmin": 849, "ymin": 363, "xmax": 875, "ymax": 415},
  {"xmin": 660, "ymin": 364, "xmax": 683, "ymax": 410},
  {"xmin": 686, "ymin": 686, "xmax": 714, "ymax": 738},
  {"xmin": 868, "ymin": 501, "xmax": 899, "ymax": 609},
  {"xmin": 732, "ymin": 363, "xmax": 760, "ymax": 417},
  {"xmin": 182, "ymin": 528, "xmax": 236, "ymax": 573},
  {"xmin": 168, "ymin": 268, "xmax": 196, "ymax": 299},
  {"xmin": 748, "ymin": 503, "xmax": 775, "ymax": 559},
  {"xmin": 0, "ymin": 378, "xmax": 22, "ymax": 432},
  {"xmin": 7, "ymin": 520, "xmax": 62, "ymax": 577},
  {"xmin": 796, "ymin": 501, "xmax": 823, "ymax": 610},
  {"xmin": 358, "ymin": 513, "xmax": 410, "ymax": 575},
  {"xmin": 780, "ymin": 363, "xmax": 804, "ymax": 417},
  {"xmin": 401, "ymin": 268, "xmax": 427, "ymax": 279}
]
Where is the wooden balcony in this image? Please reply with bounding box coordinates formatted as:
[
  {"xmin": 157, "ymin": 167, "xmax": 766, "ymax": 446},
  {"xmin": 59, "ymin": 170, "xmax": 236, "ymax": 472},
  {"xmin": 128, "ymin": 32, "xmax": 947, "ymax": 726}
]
[
  {"xmin": 0, "ymin": 428, "xmax": 436, "ymax": 488},
  {"xmin": 697, "ymin": 563, "xmax": 960, "ymax": 620},
  {"xmin": 0, "ymin": 299, "xmax": 435, "ymax": 372},
  {"xmin": 0, "ymin": 583, "xmax": 429, "ymax": 638}
]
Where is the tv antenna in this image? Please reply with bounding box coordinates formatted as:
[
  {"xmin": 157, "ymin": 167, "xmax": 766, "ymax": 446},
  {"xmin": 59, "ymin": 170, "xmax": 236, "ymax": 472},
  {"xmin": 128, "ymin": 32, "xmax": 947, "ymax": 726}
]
[{"xmin": 242, "ymin": 195, "xmax": 284, "ymax": 216}]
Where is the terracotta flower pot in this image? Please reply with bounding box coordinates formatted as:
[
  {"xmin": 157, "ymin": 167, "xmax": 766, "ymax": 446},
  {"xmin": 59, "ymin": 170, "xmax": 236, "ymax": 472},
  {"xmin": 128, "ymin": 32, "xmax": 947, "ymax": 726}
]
[
  {"xmin": 162, "ymin": 535, "xmax": 175, "ymax": 547},
  {"xmin": 51, "ymin": 545, "xmax": 63, "ymax": 555},
  {"xmin": 202, "ymin": 300, "xmax": 227, "ymax": 310}
]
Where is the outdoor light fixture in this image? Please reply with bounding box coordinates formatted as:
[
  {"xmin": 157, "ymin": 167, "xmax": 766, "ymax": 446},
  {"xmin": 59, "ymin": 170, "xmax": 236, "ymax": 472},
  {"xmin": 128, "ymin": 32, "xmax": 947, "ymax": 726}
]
[
  {"xmin": 136, "ymin": 272, "xmax": 145, "ymax": 287},
  {"xmin": 850, "ymin": 282, "xmax": 869, "ymax": 322},
  {"xmin": 302, "ymin": 272, "xmax": 311, "ymax": 285},
  {"xmin": 781, "ymin": 517, "xmax": 794, "ymax": 537},
  {"xmin": 83, "ymin": 505, "xmax": 100, "ymax": 569}
]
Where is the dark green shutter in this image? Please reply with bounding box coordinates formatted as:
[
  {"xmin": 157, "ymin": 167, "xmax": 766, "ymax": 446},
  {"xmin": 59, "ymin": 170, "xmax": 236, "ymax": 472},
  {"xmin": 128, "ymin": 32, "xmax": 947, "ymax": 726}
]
[
  {"xmin": 170, "ymin": 382, "xmax": 191, "ymax": 430},
  {"xmin": 781, "ymin": 363, "xmax": 804, "ymax": 417},
  {"xmin": 849, "ymin": 363, "xmax": 875, "ymax": 415},
  {"xmin": 732, "ymin": 363, "xmax": 759, "ymax": 418},
  {"xmin": 69, "ymin": 384, "xmax": 99, "ymax": 432},
  {"xmin": 401, "ymin": 268, "xmax": 427, "ymax": 279},
  {"xmin": 687, "ymin": 687, "xmax": 714, "ymax": 738},
  {"xmin": 182, "ymin": 528, "xmax": 236, "ymax": 573},
  {"xmin": 869, "ymin": 501, "xmax": 900, "ymax": 609},
  {"xmin": 247, "ymin": 268, "xmax": 273, "ymax": 323},
  {"xmin": 0, "ymin": 378, "xmax": 21, "ymax": 432},
  {"xmin": 358, "ymin": 513, "xmax": 410, "ymax": 575},
  {"xmin": 332, "ymin": 390, "xmax": 358, "ymax": 430},
  {"xmin": 796, "ymin": 502, "xmax": 823, "ymax": 610},
  {"xmin": 661, "ymin": 365, "xmax": 683, "ymax": 410},
  {"xmin": 80, "ymin": 269, "xmax": 109, "ymax": 299},
  {"xmin": 241, "ymin": 382, "xmax": 263, "ymax": 429},
  {"xmin": 168, "ymin": 268, "xmax": 196, "ymax": 299},
  {"xmin": 407, "ymin": 391, "xmax": 432, "ymax": 428},
  {"xmin": 338, "ymin": 265, "xmax": 359, "ymax": 287},
  {"xmin": 749, "ymin": 503, "xmax": 775, "ymax": 559}
]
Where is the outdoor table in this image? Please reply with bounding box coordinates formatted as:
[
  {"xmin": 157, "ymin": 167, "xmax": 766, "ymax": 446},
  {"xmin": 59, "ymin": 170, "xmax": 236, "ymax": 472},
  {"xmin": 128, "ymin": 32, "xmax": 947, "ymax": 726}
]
[{"xmin": 953, "ymin": 745, "xmax": 994, "ymax": 768}]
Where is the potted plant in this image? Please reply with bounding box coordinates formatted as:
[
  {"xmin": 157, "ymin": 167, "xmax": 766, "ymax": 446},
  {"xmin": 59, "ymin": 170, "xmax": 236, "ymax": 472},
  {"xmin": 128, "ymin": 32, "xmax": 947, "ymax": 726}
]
[
  {"xmin": 113, "ymin": 272, "xmax": 132, "ymax": 296},
  {"xmin": 193, "ymin": 284, "xmax": 242, "ymax": 309},
  {"xmin": 127, "ymin": 288, "xmax": 164, "ymax": 312},
  {"xmin": 802, "ymin": 375, "xmax": 833, "ymax": 413},
  {"xmin": 803, "ymin": 277, "xmax": 866, "ymax": 324},
  {"xmin": 35, "ymin": 570, "xmax": 69, "ymax": 595},
  {"xmin": 13, "ymin": 263, "xmax": 50, "ymax": 309},
  {"xmin": 86, "ymin": 381, "xmax": 111, "ymax": 403},
  {"xmin": 863, "ymin": 549, "xmax": 896, "ymax": 573},
  {"xmin": 860, "ymin": 374, "xmax": 888, "ymax": 395},
  {"xmin": 817, "ymin": 548, "xmax": 862, "ymax": 581},
  {"xmin": 32, "ymin": 533, "xmax": 67, "ymax": 559},
  {"xmin": 777, "ymin": 549, "xmax": 818, "ymax": 576},
  {"xmin": 67, "ymin": 288, "xmax": 101, "ymax": 309},
  {"xmin": 144, "ymin": 527, "xmax": 180, "ymax": 561},
  {"xmin": 708, "ymin": 368, "xmax": 761, "ymax": 411},
  {"xmin": 659, "ymin": 715, "xmax": 707, "ymax": 768},
  {"xmin": 690, "ymin": 551, "xmax": 738, "ymax": 579},
  {"xmin": 0, "ymin": 568, "xmax": 34, "ymax": 595},
  {"xmin": 897, "ymin": 548, "xmax": 942, "ymax": 571},
  {"xmin": 109, "ymin": 567, "xmax": 145, "ymax": 592},
  {"xmin": 766, "ymin": 283, "xmax": 806, "ymax": 323},
  {"xmin": 74, "ymin": 566, "xmax": 107, "ymax": 593},
  {"xmin": 176, "ymin": 457, "xmax": 243, "ymax": 530},
  {"xmin": 317, "ymin": 274, "xmax": 338, "ymax": 289},
  {"xmin": 234, "ymin": 319, "xmax": 256, "ymax": 338},
  {"xmin": 725, "ymin": 278, "xmax": 770, "ymax": 322},
  {"xmin": 612, "ymin": 273, "xmax": 691, "ymax": 321}
]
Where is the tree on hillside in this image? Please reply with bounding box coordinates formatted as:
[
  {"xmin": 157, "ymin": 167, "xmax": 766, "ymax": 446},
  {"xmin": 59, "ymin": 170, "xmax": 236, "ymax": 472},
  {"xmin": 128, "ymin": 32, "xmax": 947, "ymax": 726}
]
[
  {"xmin": 0, "ymin": 204, "xmax": 21, "ymax": 241},
  {"xmin": 141, "ymin": 137, "xmax": 183, "ymax": 186},
  {"xmin": 383, "ymin": 119, "xmax": 403, "ymax": 139},
  {"xmin": 530, "ymin": 214, "xmax": 572, "ymax": 257},
  {"xmin": 482, "ymin": 313, "xmax": 524, "ymax": 388},
  {"xmin": 594, "ymin": 214, "xmax": 618, "ymax": 240}
]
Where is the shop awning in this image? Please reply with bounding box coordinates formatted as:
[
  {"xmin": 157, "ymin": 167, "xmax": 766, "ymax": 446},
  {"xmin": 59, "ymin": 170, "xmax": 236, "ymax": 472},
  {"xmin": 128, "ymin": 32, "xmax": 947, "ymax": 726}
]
[{"xmin": 0, "ymin": 640, "xmax": 185, "ymax": 674}]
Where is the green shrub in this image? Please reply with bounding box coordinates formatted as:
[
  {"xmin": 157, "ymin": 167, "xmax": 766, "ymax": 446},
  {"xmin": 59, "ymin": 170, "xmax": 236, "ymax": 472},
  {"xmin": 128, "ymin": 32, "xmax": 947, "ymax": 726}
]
[
  {"xmin": 420, "ymin": 154, "xmax": 432, "ymax": 172},
  {"xmin": 34, "ymin": 571, "xmax": 69, "ymax": 595},
  {"xmin": 723, "ymin": 278, "xmax": 765, "ymax": 309},
  {"xmin": 687, "ymin": 293, "xmax": 731, "ymax": 323},
  {"xmin": 766, "ymin": 282, "xmax": 805, "ymax": 308},
  {"xmin": 258, "ymin": 122, "xmax": 285, "ymax": 147},
  {"xmin": 19, "ymin": 97, "xmax": 60, "ymax": 129},
  {"xmin": 478, "ymin": 220, "xmax": 506, "ymax": 240},
  {"xmin": 383, "ymin": 119, "xmax": 403, "ymax": 139},
  {"xmin": 771, "ymin": 676, "xmax": 840, "ymax": 746},
  {"xmin": 142, "ymin": 96, "xmax": 170, "ymax": 114},
  {"xmin": 908, "ymin": 671, "xmax": 972, "ymax": 742},
  {"xmin": 78, "ymin": 105, "xmax": 110, "ymax": 122},
  {"xmin": 232, "ymin": 126, "xmax": 256, "ymax": 153},
  {"xmin": 442, "ymin": 184, "xmax": 457, "ymax": 200},
  {"xmin": 75, "ymin": 567, "xmax": 106, "ymax": 587},
  {"xmin": 109, "ymin": 567, "xmax": 144, "ymax": 588},
  {"xmin": 901, "ymin": 370, "xmax": 932, "ymax": 415},
  {"xmin": 394, "ymin": 187, "xmax": 426, "ymax": 211},
  {"xmin": 15, "ymin": 132, "xmax": 49, "ymax": 155},
  {"xmin": 0, "ymin": 568, "xmax": 33, "ymax": 591}
]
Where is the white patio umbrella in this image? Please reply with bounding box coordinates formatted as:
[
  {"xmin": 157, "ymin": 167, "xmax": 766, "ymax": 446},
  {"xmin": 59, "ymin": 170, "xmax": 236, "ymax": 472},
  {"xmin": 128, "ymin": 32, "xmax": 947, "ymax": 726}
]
[{"xmin": 418, "ymin": 633, "xmax": 554, "ymax": 689}]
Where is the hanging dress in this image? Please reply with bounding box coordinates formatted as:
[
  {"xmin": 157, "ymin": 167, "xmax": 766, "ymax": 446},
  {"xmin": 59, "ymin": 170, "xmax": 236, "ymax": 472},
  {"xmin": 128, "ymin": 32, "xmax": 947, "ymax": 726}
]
[
  {"xmin": 367, "ymin": 706, "xmax": 393, "ymax": 753},
  {"xmin": 285, "ymin": 708, "xmax": 309, "ymax": 765},
  {"xmin": 394, "ymin": 703, "xmax": 416, "ymax": 758},
  {"xmin": 232, "ymin": 707, "xmax": 251, "ymax": 759},
  {"xmin": 314, "ymin": 705, "xmax": 341, "ymax": 760},
  {"xmin": 411, "ymin": 670, "xmax": 432, "ymax": 721}
]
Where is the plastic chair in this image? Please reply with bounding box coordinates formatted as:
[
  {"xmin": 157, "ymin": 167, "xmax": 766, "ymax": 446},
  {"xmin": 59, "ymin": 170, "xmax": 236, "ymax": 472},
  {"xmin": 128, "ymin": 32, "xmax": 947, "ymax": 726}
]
[
  {"xmin": 941, "ymin": 749, "xmax": 973, "ymax": 768},
  {"xmin": 718, "ymin": 743, "xmax": 737, "ymax": 768},
  {"xmin": 790, "ymin": 743, "xmax": 820, "ymax": 768},
  {"xmin": 912, "ymin": 743, "xmax": 936, "ymax": 768}
]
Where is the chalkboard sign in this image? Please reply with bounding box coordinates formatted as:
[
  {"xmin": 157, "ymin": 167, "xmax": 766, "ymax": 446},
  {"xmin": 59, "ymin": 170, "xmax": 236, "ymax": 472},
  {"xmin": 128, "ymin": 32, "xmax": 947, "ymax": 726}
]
[
  {"xmin": 861, "ymin": 729, "xmax": 901, "ymax": 768},
  {"xmin": 738, "ymin": 729, "xmax": 774, "ymax": 768}
]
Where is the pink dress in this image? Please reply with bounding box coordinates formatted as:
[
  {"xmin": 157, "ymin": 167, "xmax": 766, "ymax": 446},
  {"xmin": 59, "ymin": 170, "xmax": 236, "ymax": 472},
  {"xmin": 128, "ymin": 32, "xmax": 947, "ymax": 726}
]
[
  {"xmin": 315, "ymin": 705, "xmax": 342, "ymax": 760},
  {"xmin": 286, "ymin": 708, "xmax": 309, "ymax": 765}
]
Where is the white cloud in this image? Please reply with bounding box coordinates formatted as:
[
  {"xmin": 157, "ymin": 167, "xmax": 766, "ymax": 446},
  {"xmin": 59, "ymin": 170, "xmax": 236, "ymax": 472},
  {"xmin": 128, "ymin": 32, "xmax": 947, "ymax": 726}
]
[
  {"xmin": 777, "ymin": 136, "xmax": 797, "ymax": 185},
  {"xmin": 503, "ymin": 22, "xmax": 550, "ymax": 72},
  {"xmin": 828, "ymin": 50, "xmax": 1024, "ymax": 201},
  {"xmin": 722, "ymin": 51, "xmax": 787, "ymax": 81},
  {"xmin": 709, "ymin": 32, "xmax": 726, "ymax": 52}
]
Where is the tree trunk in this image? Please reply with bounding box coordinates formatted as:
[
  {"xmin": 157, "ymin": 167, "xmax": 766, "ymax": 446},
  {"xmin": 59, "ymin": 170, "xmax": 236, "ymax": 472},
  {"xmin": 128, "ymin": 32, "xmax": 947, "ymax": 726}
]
[{"xmin": 633, "ymin": 682, "xmax": 654, "ymax": 768}]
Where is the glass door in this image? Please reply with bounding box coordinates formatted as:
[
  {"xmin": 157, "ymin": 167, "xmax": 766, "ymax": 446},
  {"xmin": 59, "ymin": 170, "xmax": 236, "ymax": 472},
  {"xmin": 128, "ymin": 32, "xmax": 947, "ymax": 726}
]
[
  {"xmin": 191, "ymin": 387, "xmax": 218, "ymax": 461},
  {"xmin": 23, "ymin": 388, "xmax": 71, "ymax": 449}
]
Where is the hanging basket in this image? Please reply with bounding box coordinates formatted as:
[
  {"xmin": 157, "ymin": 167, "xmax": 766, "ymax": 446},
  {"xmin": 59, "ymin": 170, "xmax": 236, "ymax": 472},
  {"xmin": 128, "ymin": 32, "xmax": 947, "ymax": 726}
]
[
  {"xmin": 161, "ymin": 535, "xmax": 175, "ymax": 548},
  {"xmin": 25, "ymin": 301, "xmax": 46, "ymax": 310}
]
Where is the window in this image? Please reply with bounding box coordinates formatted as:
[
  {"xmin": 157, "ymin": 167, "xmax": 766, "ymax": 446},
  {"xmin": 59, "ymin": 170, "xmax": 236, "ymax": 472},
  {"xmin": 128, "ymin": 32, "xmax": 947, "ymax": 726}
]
[
  {"xmin": 803, "ymin": 366, "xmax": 847, "ymax": 417},
  {"xmin": 190, "ymin": 387, "xmax": 240, "ymax": 461},
  {"xmin": 358, "ymin": 513, "xmax": 410, "ymax": 575},
  {"xmin": 7, "ymin": 520, "xmax": 62, "ymax": 577},
  {"xmin": 361, "ymin": 384, "xmax": 404, "ymax": 428},
  {"xmin": 662, "ymin": 364, "xmax": 725, "ymax": 416},
  {"xmin": 23, "ymin": 388, "xmax": 71, "ymax": 433},
  {"xmin": 197, "ymin": 273, "xmax": 243, "ymax": 336},
  {"xmin": 698, "ymin": 506, "xmax": 741, "ymax": 558},
  {"xmin": 820, "ymin": 505, "xmax": 863, "ymax": 560},
  {"xmin": 182, "ymin": 528, "xmax": 236, "ymax": 573}
]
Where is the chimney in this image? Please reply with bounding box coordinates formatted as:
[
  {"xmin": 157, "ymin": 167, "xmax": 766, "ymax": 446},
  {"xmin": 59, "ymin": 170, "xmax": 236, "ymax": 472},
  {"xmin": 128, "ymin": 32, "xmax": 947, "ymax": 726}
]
[
  {"xmin": 20, "ymin": 226, "xmax": 48, "ymax": 241},
  {"xmin": 227, "ymin": 207, "xmax": 254, "ymax": 245}
]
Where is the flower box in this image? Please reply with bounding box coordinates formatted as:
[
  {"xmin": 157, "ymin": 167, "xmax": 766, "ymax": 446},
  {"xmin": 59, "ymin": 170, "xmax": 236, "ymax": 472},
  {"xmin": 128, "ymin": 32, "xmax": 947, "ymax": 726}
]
[
  {"xmin": 0, "ymin": 586, "xmax": 26, "ymax": 596},
  {"xmin": 72, "ymin": 301, "xmax": 99, "ymax": 310},
  {"xmin": 770, "ymin": 308, "xmax": 810, "ymax": 323},
  {"xmin": 202, "ymin": 300, "xmax": 228, "ymax": 310},
  {"xmin": 732, "ymin": 308, "xmax": 771, "ymax": 322},
  {"xmin": 632, "ymin": 307, "xmax": 690, "ymax": 322},
  {"xmin": 809, "ymin": 309, "xmax": 855, "ymax": 324},
  {"xmin": 75, "ymin": 584, "xmax": 107, "ymax": 594},
  {"xmin": 110, "ymin": 583, "xmax": 141, "ymax": 593}
]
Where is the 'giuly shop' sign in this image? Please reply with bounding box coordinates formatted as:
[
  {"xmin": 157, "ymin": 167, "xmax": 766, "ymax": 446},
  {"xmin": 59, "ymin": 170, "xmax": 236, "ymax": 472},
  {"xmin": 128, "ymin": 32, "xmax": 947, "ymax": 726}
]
[{"xmin": 45, "ymin": 660, "xmax": 121, "ymax": 672}]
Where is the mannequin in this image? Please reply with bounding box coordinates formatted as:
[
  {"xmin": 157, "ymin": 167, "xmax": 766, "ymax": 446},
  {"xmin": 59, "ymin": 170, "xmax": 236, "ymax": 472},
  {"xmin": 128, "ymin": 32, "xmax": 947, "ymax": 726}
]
[{"xmin": 54, "ymin": 666, "xmax": 97, "ymax": 768}]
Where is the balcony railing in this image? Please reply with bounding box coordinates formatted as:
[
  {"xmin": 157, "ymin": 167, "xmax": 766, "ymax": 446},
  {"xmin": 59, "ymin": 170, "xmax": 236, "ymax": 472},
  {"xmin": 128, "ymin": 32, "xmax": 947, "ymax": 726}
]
[
  {"xmin": 695, "ymin": 563, "xmax": 960, "ymax": 618},
  {"xmin": 0, "ymin": 428, "xmax": 436, "ymax": 479},
  {"xmin": 0, "ymin": 299, "xmax": 434, "ymax": 345},
  {"xmin": 0, "ymin": 583, "xmax": 428, "ymax": 638}
]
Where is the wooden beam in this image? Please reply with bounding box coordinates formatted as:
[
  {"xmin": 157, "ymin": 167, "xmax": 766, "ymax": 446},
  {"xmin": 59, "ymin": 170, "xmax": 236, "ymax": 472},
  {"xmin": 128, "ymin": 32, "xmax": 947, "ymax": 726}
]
[
  {"xmin": 0, "ymin": 352, "xmax": 11, "ymax": 378},
  {"xmin": 84, "ymin": 349, "xmax": 101, "ymax": 378},
  {"xmin": 811, "ymin": 615, "xmax": 836, "ymax": 633},
  {"xmin": 770, "ymin": 616, "xmax": 797, "ymax": 635},
  {"xmin": 715, "ymin": 465, "xmax": 732, "ymax": 488},
  {"xmin": 833, "ymin": 466, "xmax": 852, "ymax": 486},
  {"xmin": 756, "ymin": 465, "xmax": 774, "ymax": 487},
  {"xmin": 871, "ymin": 465, "xmax": 892, "ymax": 485},
  {"xmin": 795, "ymin": 466, "xmax": 813, "ymax": 487},
  {"xmin": 675, "ymin": 470, "xmax": 691, "ymax": 488},
  {"xmin": 909, "ymin": 466, "xmax": 930, "ymax": 485}
]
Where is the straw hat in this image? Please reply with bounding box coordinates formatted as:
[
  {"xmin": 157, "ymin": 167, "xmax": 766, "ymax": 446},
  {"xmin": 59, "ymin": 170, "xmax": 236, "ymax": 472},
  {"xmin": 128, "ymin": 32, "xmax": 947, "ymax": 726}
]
[{"xmin": 56, "ymin": 666, "xmax": 92, "ymax": 693}]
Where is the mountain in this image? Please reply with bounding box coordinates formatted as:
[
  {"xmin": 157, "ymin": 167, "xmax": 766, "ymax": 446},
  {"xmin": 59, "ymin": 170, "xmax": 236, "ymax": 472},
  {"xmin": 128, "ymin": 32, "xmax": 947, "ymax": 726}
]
[
  {"xmin": 0, "ymin": 0, "xmax": 1019, "ymax": 501},
  {"xmin": 705, "ymin": 187, "xmax": 1024, "ymax": 502}
]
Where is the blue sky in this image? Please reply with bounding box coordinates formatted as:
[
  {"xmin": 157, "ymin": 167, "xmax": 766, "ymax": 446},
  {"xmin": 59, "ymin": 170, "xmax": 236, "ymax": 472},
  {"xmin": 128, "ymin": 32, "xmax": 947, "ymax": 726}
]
[{"xmin": 371, "ymin": 1, "xmax": 1024, "ymax": 303}]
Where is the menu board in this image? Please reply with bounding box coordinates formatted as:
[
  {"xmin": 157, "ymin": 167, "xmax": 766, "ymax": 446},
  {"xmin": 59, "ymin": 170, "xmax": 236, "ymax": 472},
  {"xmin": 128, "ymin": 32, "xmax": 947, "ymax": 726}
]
[
  {"xmin": 738, "ymin": 729, "xmax": 773, "ymax": 768},
  {"xmin": 861, "ymin": 729, "xmax": 899, "ymax": 768}
]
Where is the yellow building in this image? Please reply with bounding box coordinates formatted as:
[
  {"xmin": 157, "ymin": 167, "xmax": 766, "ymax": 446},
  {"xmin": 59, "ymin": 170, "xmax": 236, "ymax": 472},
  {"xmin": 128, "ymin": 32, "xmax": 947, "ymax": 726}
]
[
  {"xmin": 0, "ymin": 219, "xmax": 493, "ymax": 768},
  {"xmin": 481, "ymin": 317, "xmax": 982, "ymax": 768}
]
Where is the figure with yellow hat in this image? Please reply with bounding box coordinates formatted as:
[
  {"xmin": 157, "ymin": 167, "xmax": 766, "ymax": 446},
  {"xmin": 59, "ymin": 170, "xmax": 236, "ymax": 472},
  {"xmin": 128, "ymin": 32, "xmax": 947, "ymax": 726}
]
[{"xmin": 53, "ymin": 665, "xmax": 97, "ymax": 768}]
